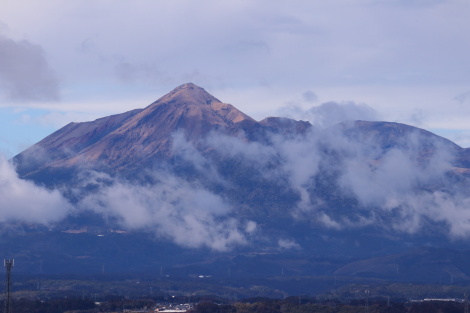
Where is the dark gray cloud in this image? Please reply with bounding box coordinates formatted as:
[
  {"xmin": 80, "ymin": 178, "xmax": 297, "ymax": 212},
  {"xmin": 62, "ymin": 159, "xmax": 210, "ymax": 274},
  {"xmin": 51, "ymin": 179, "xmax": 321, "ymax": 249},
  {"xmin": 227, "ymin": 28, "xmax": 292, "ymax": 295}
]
[{"xmin": 0, "ymin": 33, "xmax": 59, "ymax": 102}]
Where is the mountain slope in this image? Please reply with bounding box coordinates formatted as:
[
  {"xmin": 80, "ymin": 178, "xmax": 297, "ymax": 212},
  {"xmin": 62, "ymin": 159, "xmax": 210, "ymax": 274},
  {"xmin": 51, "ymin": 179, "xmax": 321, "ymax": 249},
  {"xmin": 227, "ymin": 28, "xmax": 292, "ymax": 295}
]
[
  {"xmin": 15, "ymin": 83, "xmax": 265, "ymax": 181},
  {"xmin": 337, "ymin": 120, "xmax": 461, "ymax": 163},
  {"xmin": 9, "ymin": 83, "xmax": 470, "ymax": 289},
  {"xmin": 63, "ymin": 83, "xmax": 256, "ymax": 168},
  {"xmin": 14, "ymin": 109, "xmax": 142, "ymax": 178}
]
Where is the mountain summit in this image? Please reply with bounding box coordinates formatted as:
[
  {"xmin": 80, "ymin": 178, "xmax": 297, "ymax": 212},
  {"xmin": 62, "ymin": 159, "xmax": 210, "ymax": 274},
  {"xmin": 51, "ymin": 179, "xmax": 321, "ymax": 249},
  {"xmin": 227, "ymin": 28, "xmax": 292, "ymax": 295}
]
[{"xmin": 144, "ymin": 82, "xmax": 254, "ymax": 126}]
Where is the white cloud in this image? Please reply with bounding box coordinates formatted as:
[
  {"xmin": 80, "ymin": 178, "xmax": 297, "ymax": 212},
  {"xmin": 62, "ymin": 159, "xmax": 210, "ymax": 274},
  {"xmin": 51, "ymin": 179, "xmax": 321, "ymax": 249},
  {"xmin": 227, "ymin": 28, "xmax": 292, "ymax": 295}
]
[
  {"xmin": 172, "ymin": 122, "xmax": 470, "ymax": 239},
  {"xmin": 278, "ymin": 238, "xmax": 300, "ymax": 250},
  {"xmin": 5, "ymin": 115, "xmax": 470, "ymax": 246},
  {"xmin": 280, "ymin": 100, "xmax": 379, "ymax": 128},
  {"xmin": 0, "ymin": 156, "xmax": 72, "ymax": 224},
  {"xmin": 80, "ymin": 173, "xmax": 254, "ymax": 251}
]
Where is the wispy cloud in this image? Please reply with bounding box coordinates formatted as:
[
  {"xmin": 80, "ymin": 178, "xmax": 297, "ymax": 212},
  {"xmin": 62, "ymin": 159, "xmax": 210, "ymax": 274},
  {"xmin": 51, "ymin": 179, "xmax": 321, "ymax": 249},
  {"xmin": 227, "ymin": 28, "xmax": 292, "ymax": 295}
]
[
  {"xmin": 0, "ymin": 156, "xmax": 72, "ymax": 224},
  {"xmin": 165, "ymin": 123, "xmax": 470, "ymax": 238},
  {"xmin": 279, "ymin": 99, "xmax": 379, "ymax": 128},
  {"xmin": 5, "ymin": 118, "xmax": 470, "ymax": 249},
  {"xmin": 79, "ymin": 171, "xmax": 255, "ymax": 251}
]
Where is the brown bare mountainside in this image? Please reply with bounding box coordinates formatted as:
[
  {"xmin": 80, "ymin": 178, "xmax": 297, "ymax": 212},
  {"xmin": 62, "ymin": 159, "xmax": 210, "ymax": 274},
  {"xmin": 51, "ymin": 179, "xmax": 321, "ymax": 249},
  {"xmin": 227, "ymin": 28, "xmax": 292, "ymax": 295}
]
[{"xmin": 14, "ymin": 83, "xmax": 262, "ymax": 179}]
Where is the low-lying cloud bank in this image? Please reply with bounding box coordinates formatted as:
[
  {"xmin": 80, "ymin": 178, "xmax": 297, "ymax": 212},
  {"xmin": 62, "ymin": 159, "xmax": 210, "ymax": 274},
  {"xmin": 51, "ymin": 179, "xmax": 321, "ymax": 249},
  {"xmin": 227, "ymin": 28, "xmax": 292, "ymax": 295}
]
[
  {"xmin": 171, "ymin": 123, "xmax": 470, "ymax": 239},
  {"xmin": 79, "ymin": 173, "xmax": 255, "ymax": 251},
  {"xmin": 0, "ymin": 156, "xmax": 71, "ymax": 224},
  {"xmin": 2, "ymin": 153, "xmax": 256, "ymax": 251},
  {"xmin": 4, "ymin": 121, "xmax": 470, "ymax": 250}
]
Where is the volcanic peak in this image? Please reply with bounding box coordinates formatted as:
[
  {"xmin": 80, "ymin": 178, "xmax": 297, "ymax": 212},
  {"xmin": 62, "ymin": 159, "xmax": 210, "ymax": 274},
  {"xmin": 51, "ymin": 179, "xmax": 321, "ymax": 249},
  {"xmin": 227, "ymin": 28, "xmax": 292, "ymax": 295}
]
[
  {"xmin": 14, "ymin": 83, "xmax": 261, "ymax": 176},
  {"xmin": 150, "ymin": 82, "xmax": 221, "ymax": 108},
  {"xmin": 143, "ymin": 83, "xmax": 254, "ymax": 125}
]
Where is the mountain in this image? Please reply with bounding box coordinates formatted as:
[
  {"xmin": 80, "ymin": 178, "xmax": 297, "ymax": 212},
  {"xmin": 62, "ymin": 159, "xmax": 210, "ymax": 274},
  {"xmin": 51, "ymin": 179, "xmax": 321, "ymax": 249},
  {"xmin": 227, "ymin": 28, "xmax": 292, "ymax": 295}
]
[
  {"xmin": 15, "ymin": 83, "xmax": 310, "ymax": 185},
  {"xmin": 16, "ymin": 83, "xmax": 468, "ymax": 184},
  {"xmin": 15, "ymin": 84, "xmax": 251, "ymax": 180},
  {"xmin": 9, "ymin": 83, "xmax": 470, "ymax": 296}
]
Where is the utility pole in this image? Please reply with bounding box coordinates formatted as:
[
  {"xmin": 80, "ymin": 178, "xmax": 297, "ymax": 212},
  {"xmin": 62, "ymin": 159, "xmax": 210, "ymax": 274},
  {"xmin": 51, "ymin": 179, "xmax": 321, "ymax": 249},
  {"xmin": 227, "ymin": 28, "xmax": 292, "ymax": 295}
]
[{"xmin": 4, "ymin": 259, "xmax": 14, "ymax": 313}]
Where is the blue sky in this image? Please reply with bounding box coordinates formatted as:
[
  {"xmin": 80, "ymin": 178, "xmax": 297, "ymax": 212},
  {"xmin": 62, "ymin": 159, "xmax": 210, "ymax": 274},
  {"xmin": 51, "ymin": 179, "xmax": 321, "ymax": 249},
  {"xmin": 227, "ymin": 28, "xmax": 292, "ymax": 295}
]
[{"xmin": 1, "ymin": 0, "xmax": 470, "ymax": 157}]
